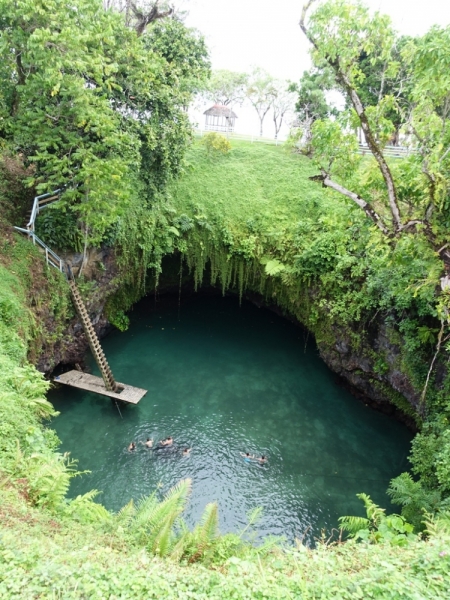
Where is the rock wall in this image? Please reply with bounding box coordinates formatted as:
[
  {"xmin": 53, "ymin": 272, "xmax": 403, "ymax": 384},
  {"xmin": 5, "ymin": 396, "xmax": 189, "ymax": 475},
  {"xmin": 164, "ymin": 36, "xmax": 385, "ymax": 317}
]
[
  {"xmin": 318, "ymin": 323, "xmax": 419, "ymax": 429},
  {"xmin": 36, "ymin": 246, "xmax": 119, "ymax": 373}
]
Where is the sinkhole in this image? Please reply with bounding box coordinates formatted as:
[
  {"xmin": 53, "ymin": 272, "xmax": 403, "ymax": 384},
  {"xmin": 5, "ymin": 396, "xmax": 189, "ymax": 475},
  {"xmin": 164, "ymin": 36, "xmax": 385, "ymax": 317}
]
[{"xmin": 49, "ymin": 290, "xmax": 412, "ymax": 545}]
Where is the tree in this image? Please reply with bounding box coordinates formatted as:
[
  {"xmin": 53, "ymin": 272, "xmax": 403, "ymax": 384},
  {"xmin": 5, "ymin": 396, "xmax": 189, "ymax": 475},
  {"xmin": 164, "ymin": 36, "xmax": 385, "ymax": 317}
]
[
  {"xmin": 271, "ymin": 81, "xmax": 296, "ymax": 139},
  {"xmin": 0, "ymin": 0, "xmax": 146, "ymax": 244},
  {"xmin": 140, "ymin": 18, "xmax": 210, "ymax": 190},
  {"xmin": 299, "ymin": 0, "xmax": 450, "ymax": 252},
  {"xmin": 351, "ymin": 36, "xmax": 414, "ymax": 146},
  {"xmin": 246, "ymin": 68, "xmax": 276, "ymax": 137},
  {"xmin": 289, "ymin": 68, "xmax": 336, "ymax": 146},
  {"xmin": 291, "ymin": 69, "xmax": 334, "ymax": 123},
  {"xmin": 0, "ymin": 0, "xmax": 209, "ymax": 244},
  {"xmin": 202, "ymin": 70, "xmax": 248, "ymax": 107},
  {"xmin": 144, "ymin": 18, "xmax": 209, "ymax": 97}
]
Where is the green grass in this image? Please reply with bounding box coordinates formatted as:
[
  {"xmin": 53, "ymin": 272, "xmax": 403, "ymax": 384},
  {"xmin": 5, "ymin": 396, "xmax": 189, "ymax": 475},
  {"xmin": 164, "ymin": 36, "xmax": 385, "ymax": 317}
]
[{"xmin": 171, "ymin": 140, "xmax": 347, "ymax": 240}]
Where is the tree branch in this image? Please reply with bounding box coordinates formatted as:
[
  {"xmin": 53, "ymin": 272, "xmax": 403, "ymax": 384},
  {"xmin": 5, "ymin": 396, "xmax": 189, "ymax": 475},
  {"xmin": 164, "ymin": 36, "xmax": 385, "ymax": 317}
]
[
  {"xmin": 420, "ymin": 320, "xmax": 446, "ymax": 413},
  {"xmin": 336, "ymin": 74, "xmax": 402, "ymax": 231},
  {"xmin": 397, "ymin": 219, "xmax": 423, "ymax": 232},
  {"xmin": 131, "ymin": 1, "xmax": 173, "ymax": 36},
  {"xmin": 311, "ymin": 170, "xmax": 390, "ymax": 235},
  {"xmin": 300, "ymin": 0, "xmax": 319, "ymax": 32}
]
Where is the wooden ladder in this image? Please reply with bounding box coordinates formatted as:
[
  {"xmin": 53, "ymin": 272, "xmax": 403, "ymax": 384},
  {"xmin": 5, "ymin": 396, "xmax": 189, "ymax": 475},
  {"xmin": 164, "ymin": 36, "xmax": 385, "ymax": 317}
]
[{"xmin": 68, "ymin": 279, "xmax": 118, "ymax": 392}]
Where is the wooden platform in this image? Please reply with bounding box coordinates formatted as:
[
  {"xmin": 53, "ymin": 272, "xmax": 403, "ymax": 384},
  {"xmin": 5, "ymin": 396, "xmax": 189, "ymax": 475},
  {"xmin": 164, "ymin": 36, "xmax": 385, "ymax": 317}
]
[{"xmin": 54, "ymin": 370, "xmax": 147, "ymax": 404}]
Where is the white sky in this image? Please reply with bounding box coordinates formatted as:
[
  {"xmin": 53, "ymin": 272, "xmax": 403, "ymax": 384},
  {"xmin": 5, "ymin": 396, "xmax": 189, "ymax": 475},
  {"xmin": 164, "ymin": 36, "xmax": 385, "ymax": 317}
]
[{"xmin": 183, "ymin": 0, "xmax": 450, "ymax": 138}]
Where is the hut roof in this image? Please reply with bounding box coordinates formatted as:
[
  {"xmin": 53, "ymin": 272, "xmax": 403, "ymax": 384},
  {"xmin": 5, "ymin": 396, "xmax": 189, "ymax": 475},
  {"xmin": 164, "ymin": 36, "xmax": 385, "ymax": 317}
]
[{"xmin": 203, "ymin": 104, "xmax": 238, "ymax": 118}]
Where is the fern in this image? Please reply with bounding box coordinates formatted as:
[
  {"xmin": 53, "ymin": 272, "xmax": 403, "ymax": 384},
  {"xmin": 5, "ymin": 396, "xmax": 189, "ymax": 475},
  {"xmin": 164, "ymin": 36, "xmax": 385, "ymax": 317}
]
[
  {"xmin": 388, "ymin": 473, "xmax": 442, "ymax": 530},
  {"xmin": 265, "ymin": 259, "xmax": 286, "ymax": 276},
  {"xmin": 145, "ymin": 480, "xmax": 191, "ymax": 553},
  {"xmin": 170, "ymin": 502, "xmax": 220, "ymax": 564},
  {"xmin": 20, "ymin": 451, "xmax": 88, "ymax": 511},
  {"xmin": 126, "ymin": 479, "xmax": 192, "ymax": 555},
  {"xmin": 64, "ymin": 490, "xmax": 112, "ymax": 524},
  {"xmin": 169, "ymin": 524, "xmax": 191, "ymax": 562},
  {"xmin": 238, "ymin": 506, "xmax": 263, "ymax": 539},
  {"xmin": 339, "ymin": 494, "xmax": 417, "ymax": 544},
  {"xmin": 129, "ymin": 492, "xmax": 159, "ymax": 535},
  {"xmin": 188, "ymin": 502, "xmax": 219, "ymax": 563},
  {"xmin": 152, "ymin": 519, "xmax": 174, "ymax": 557},
  {"xmin": 116, "ymin": 498, "xmax": 136, "ymax": 528},
  {"xmin": 199, "ymin": 502, "xmax": 219, "ymax": 543},
  {"xmin": 357, "ymin": 492, "xmax": 386, "ymax": 527},
  {"xmin": 338, "ymin": 515, "xmax": 370, "ymax": 536},
  {"xmin": 423, "ymin": 510, "xmax": 450, "ymax": 537}
]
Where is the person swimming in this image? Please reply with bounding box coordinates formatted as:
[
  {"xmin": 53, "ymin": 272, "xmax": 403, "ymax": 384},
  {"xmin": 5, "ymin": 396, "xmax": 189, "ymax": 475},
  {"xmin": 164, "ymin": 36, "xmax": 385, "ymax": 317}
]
[
  {"xmin": 258, "ymin": 455, "xmax": 267, "ymax": 464},
  {"xmin": 240, "ymin": 452, "xmax": 255, "ymax": 462},
  {"xmin": 182, "ymin": 448, "xmax": 191, "ymax": 456},
  {"xmin": 141, "ymin": 438, "xmax": 153, "ymax": 448},
  {"xmin": 159, "ymin": 436, "xmax": 173, "ymax": 447},
  {"xmin": 128, "ymin": 442, "xmax": 136, "ymax": 452}
]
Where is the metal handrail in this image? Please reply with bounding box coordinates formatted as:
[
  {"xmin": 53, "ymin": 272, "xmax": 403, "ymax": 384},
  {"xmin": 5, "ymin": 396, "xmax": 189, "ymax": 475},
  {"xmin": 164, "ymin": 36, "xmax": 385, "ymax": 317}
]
[
  {"xmin": 27, "ymin": 189, "xmax": 62, "ymax": 232},
  {"xmin": 13, "ymin": 187, "xmax": 67, "ymax": 272},
  {"xmin": 13, "ymin": 226, "xmax": 64, "ymax": 272},
  {"xmin": 357, "ymin": 143, "xmax": 412, "ymax": 157}
]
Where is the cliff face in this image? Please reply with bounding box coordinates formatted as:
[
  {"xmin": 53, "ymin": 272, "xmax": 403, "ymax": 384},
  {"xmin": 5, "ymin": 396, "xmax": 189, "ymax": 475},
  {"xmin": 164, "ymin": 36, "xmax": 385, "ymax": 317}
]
[
  {"xmin": 36, "ymin": 246, "xmax": 119, "ymax": 373},
  {"xmin": 317, "ymin": 322, "xmax": 420, "ymax": 428}
]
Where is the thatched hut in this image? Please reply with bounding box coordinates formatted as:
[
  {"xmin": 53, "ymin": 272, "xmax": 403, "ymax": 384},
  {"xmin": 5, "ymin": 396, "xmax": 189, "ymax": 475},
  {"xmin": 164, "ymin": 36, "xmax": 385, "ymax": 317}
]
[{"xmin": 203, "ymin": 104, "xmax": 237, "ymax": 133}]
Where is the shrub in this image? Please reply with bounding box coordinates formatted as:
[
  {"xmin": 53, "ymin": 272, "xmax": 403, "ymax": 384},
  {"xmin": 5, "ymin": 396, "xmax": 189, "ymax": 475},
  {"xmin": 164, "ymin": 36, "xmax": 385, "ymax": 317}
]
[{"xmin": 201, "ymin": 132, "xmax": 231, "ymax": 156}]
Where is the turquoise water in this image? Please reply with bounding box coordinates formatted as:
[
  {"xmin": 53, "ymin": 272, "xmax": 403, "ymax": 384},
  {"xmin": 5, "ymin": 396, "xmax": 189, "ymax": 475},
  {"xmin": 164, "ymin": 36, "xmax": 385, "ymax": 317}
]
[{"xmin": 49, "ymin": 292, "xmax": 412, "ymax": 545}]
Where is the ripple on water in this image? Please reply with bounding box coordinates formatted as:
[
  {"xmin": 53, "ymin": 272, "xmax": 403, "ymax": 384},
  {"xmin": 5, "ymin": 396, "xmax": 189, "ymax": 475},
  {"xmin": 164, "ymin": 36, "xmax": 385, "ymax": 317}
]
[{"xmin": 49, "ymin": 294, "xmax": 413, "ymax": 545}]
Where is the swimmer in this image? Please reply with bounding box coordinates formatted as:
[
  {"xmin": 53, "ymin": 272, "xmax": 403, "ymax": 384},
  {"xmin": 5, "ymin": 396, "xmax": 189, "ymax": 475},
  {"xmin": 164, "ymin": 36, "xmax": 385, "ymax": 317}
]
[
  {"xmin": 141, "ymin": 438, "xmax": 153, "ymax": 448},
  {"xmin": 258, "ymin": 455, "xmax": 267, "ymax": 464},
  {"xmin": 182, "ymin": 448, "xmax": 191, "ymax": 456},
  {"xmin": 160, "ymin": 436, "xmax": 173, "ymax": 447},
  {"xmin": 240, "ymin": 452, "xmax": 255, "ymax": 460},
  {"xmin": 128, "ymin": 442, "xmax": 136, "ymax": 452}
]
